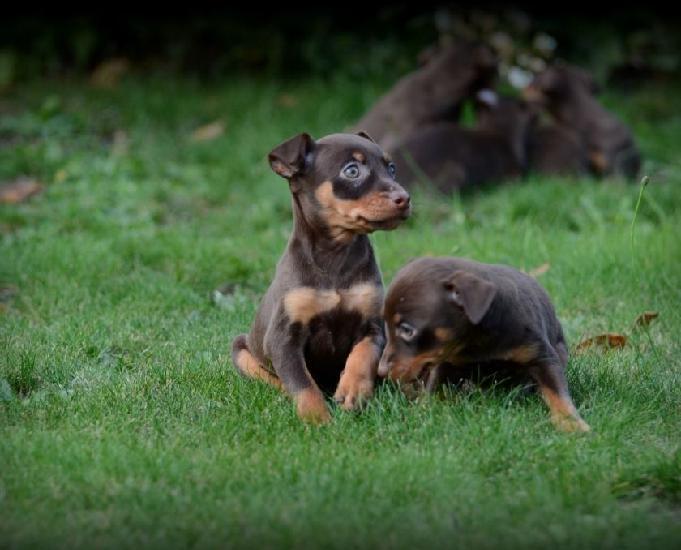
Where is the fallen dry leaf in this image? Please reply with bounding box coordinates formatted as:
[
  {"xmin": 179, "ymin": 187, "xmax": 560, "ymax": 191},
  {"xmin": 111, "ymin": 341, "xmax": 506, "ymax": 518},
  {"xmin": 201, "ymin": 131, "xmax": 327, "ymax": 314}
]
[
  {"xmin": 277, "ymin": 94, "xmax": 298, "ymax": 108},
  {"xmin": 576, "ymin": 333, "xmax": 628, "ymax": 352},
  {"xmin": 634, "ymin": 311, "xmax": 659, "ymax": 327},
  {"xmin": 191, "ymin": 121, "xmax": 225, "ymax": 142},
  {"xmin": 528, "ymin": 262, "xmax": 550, "ymax": 278},
  {"xmin": 90, "ymin": 58, "xmax": 130, "ymax": 88},
  {"xmin": 0, "ymin": 177, "xmax": 43, "ymax": 204}
]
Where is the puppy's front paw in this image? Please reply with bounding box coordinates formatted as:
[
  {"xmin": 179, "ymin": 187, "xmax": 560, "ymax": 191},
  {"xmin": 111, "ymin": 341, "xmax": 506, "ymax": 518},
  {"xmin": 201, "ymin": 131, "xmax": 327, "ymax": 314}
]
[
  {"xmin": 295, "ymin": 387, "xmax": 331, "ymax": 425},
  {"xmin": 334, "ymin": 372, "xmax": 374, "ymax": 411}
]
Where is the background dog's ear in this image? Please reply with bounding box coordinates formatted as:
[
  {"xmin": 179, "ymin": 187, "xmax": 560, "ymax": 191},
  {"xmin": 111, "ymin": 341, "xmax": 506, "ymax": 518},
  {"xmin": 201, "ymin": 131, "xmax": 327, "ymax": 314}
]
[
  {"xmin": 268, "ymin": 133, "xmax": 315, "ymax": 179},
  {"xmin": 356, "ymin": 131, "xmax": 376, "ymax": 143},
  {"xmin": 443, "ymin": 270, "xmax": 497, "ymax": 324}
]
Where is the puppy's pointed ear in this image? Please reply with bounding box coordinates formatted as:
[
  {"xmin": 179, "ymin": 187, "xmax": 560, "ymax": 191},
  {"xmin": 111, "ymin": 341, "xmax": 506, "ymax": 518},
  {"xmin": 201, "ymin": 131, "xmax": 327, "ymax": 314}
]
[
  {"xmin": 356, "ymin": 130, "xmax": 376, "ymax": 143},
  {"xmin": 443, "ymin": 270, "xmax": 497, "ymax": 325},
  {"xmin": 268, "ymin": 133, "xmax": 315, "ymax": 179}
]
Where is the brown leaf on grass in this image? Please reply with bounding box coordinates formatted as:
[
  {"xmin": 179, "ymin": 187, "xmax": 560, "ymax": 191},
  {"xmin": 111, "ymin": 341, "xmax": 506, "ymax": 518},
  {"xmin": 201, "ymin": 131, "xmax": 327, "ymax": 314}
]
[
  {"xmin": 634, "ymin": 311, "xmax": 659, "ymax": 327},
  {"xmin": 528, "ymin": 262, "xmax": 550, "ymax": 278},
  {"xmin": 576, "ymin": 333, "xmax": 628, "ymax": 353},
  {"xmin": 90, "ymin": 58, "xmax": 130, "ymax": 88},
  {"xmin": 111, "ymin": 130, "xmax": 129, "ymax": 155},
  {"xmin": 277, "ymin": 94, "xmax": 298, "ymax": 108},
  {"xmin": 0, "ymin": 177, "xmax": 43, "ymax": 204},
  {"xmin": 190, "ymin": 121, "xmax": 225, "ymax": 142}
]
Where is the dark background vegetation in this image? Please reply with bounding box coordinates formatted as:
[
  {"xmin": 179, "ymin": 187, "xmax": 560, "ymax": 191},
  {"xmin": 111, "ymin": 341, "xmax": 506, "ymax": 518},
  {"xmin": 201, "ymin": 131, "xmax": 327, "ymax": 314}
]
[{"xmin": 1, "ymin": 5, "xmax": 680, "ymax": 86}]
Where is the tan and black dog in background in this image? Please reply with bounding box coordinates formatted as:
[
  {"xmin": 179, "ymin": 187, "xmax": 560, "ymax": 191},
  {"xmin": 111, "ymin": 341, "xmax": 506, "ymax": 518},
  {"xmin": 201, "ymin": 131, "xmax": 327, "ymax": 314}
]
[
  {"xmin": 378, "ymin": 256, "xmax": 590, "ymax": 432},
  {"xmin": 524, "ymin": 62, "xmax": 641, "ymax": 179},
  {"xmin": 232, "ymin": 132, "xmax": 410, "ymax": 424},
  {"xmin": 353, "ymin": 40, "xmax": 497, "ymax": 151}
]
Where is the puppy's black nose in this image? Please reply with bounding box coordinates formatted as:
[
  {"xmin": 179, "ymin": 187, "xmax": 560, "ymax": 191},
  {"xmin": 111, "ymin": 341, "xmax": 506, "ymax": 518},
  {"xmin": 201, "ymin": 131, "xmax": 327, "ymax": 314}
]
[{"xmin": 392, "ymin": 191, "xmax": 410, "ymax": 209}]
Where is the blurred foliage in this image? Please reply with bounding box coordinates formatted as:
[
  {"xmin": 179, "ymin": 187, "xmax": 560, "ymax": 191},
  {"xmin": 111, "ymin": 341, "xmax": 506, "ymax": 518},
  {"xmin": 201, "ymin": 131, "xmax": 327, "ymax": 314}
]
[{"xmin": 0, "ymin": 6, "xmax": 679, "ymax": 89}]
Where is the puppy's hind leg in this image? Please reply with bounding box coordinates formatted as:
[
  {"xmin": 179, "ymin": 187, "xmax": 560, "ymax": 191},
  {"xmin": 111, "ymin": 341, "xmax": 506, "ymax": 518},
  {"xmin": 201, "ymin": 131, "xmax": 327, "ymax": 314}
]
[
  {"xmin": 530, "ymin": 352, "xmax": 590, "ymax": 433},
  {"xmin": 231, "ymin": 334, "xmax": 283, "ymax": 390}
]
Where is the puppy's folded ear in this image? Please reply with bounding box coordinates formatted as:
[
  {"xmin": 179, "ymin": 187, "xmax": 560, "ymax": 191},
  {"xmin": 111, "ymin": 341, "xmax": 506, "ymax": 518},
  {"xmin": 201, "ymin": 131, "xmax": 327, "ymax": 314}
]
[
  {"xmin": 443, "ymin": 270, "xmax": 497, "ymax": 325},
  {"xmin": 268, "ymin": 133, "xmax": 315, "ymax": 179},
  {"xmin": 356, "ymin": 130, "xmax": 376, "ymax": 143}
]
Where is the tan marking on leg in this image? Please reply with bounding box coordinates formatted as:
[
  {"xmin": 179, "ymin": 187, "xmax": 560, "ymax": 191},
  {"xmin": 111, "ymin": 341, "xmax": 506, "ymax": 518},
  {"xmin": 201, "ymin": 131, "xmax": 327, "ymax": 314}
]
[
  {"xmin": 500, "ymin": 344, "xmax": 539, "ymax": 364},
  {"xmin": 334, "ymin": 336, "xmax": 380, "ymax": 410},
  {"xmin": 283, "ymin": 287, "xmax": 340, "ymax": 324},
  {"xmin": 539, "ymin": 386, "xmax": 590, "ymax": 432},
  {"xmin": 340, "ymin": 283, "xmax": 383, "ymax": 319},
  {"xmin": 589, "ymin": 150, "xmax": 609, "ymax": 175},
  {"xmin": 295, "ymin": 386, "xmax": 331, "ymax": 424},
  {"xmin": 235, "ymin": 349, "xmax": 283, "ymax": 390},
  {"xmin": 352, "ymin": 151, "xmax": 366, "ymax": 163}
]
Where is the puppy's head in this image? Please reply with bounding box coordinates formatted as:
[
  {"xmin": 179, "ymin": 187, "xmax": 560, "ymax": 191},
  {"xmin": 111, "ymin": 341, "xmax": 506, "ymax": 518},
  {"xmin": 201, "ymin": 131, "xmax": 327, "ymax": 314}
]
[
  {"xmin": 522, "ymin": 63, "xmax": 600, "ymax": 107},
  {"xmin": 378, "ymin": 258, "xmax": 497, "ymax": 384},
  {"xmin": 268, "ymin": 132, "xmax": 411, "ymax": 241}
]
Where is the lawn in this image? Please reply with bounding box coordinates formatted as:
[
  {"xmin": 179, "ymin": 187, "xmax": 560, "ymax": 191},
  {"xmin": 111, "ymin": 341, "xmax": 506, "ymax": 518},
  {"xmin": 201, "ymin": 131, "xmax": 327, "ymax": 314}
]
[{"xmin": 1, "ymin": 71, "xmax": 681, "ymax": 549}]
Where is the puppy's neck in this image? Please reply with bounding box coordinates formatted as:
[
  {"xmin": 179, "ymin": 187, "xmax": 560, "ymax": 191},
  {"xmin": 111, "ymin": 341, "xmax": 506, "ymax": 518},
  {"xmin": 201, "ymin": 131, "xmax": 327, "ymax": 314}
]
[{"xmin": 289, "ymin": 194, "xmax": 369, "ymax": 272}]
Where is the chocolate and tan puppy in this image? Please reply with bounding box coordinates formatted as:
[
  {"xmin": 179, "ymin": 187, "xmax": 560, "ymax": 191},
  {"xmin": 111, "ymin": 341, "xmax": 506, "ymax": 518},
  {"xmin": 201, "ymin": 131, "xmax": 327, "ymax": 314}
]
[
  {"xmin": 524, "ymin": 62, "xmax": 640, "ymax": 179},
  {"xmin": 353, "ymin": 40, "xmax": 497, "ymax": 151},
  {"xmin": 389, "ymin": 90, "xmax": 536, "ymax": 192},
  {"xmin": 378, "ymin": 257, "xmax": 590, "ymax": 432},
  {"xmin": 232, "ymin": 132, "xmax": 410, "ymax": 424}
]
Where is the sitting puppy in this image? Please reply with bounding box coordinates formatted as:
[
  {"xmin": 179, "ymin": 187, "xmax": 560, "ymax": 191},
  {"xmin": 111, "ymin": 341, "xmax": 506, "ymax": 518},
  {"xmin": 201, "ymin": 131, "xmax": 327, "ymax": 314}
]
[
  {"xmin": 353, "ymin": 40, "xmax": 497, "ymax": 151},
  {"xmin": 389, "ymin": 91, "xmax": 536, "ymax": 192},
  {"xmin": 378, "ymin": 256, "xmax": 590, "ymax": 432},
  {"xmin": 523, "ymin": 62, "xmax": 641, "ymax": 179},
  {"xmin": 527, "ymin": 123, "xmax": 589, "ymax": 177},
  {"xmin": 232, "ymin": 132, "xmax": 411, "ymax": 424}
]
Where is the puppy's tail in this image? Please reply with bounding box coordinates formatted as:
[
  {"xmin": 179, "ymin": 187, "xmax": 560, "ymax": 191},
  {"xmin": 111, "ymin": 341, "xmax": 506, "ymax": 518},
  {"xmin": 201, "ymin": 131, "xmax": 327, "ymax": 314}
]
[{"xmin": 231, "ymin": 334, "xmax": 250, "ymax": 375}]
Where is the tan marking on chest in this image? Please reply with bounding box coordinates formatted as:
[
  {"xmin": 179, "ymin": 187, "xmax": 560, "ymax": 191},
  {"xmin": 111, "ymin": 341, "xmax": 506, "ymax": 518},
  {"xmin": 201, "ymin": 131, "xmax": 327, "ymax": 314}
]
[
  {"xmin": 284, "ymin": 288, "xmax": 341, "ymax": 324},
  {"xmin": 339, "ymin": 283, "xmax": 383, "ymax": 318},
  {"xmin": 284, "ymin": 284, "xmax": 382, "ymax": 324}
]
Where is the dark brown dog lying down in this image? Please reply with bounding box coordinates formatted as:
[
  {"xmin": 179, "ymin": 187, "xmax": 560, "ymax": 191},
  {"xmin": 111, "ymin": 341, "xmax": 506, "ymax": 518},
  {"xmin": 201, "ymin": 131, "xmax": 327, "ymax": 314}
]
[
  {"xmin": 389, "ymin": 90, "xmax": 536, "ymax": 192},
  {"xmin": 353, "ymin": 40, "xmax": 497, "ymax": 151},
  {"xmin": 378, "ymin": 256, "xmax": 590, "ymax": 432},
  {"xmin": 524, "ymin": 62, "xmax": 641, "ymax": 179},
  {"xmin": 528, "ymin": 123, "xmax": 589, "ymax": 176}
]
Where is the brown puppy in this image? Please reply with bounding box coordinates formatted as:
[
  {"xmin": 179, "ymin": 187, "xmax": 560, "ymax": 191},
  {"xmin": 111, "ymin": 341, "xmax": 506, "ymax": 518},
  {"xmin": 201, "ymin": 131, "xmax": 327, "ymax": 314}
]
[
  {"xmin": 232, "ymin": 132, "xmax": 411, "ymax": 424},
  {"xmin": 524, "ymin": 63, "xmax": 641, "ymax": 179},
  {"xmin": 353, "ymin": 40, "xmax": 497, "ymax": 151},
  {"xmin": 378, "ymin": 256, "xmax": 590, "ymax": 432},
  {"xmin": 389, "ymin": 90, "xmax": 536, "ymax": 192},
  {"xmin": 527, "ymin": 123, "xmax": 589, "ymax": 177}
]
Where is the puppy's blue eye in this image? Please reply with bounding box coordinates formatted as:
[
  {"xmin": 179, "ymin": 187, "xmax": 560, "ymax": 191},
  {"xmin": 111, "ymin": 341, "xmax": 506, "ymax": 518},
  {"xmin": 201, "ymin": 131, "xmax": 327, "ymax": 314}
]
[
  {"xmin": 388, "ymin": 162, "xmax": 396, "ymax": 178},
  {"xmin": 396, "ymin": 322, "xmax": 417, "ymax": 342},
  {"xmin": 343, "ymin": 163, "xmax": 360, "ymax": 179}
]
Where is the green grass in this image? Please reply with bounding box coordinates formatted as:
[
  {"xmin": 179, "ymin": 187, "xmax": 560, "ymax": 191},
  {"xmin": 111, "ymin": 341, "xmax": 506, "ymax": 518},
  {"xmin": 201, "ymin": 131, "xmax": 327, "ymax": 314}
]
[{"xmin": 1, "ymin": 72, "xmax": 681, "ymax": 549}]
